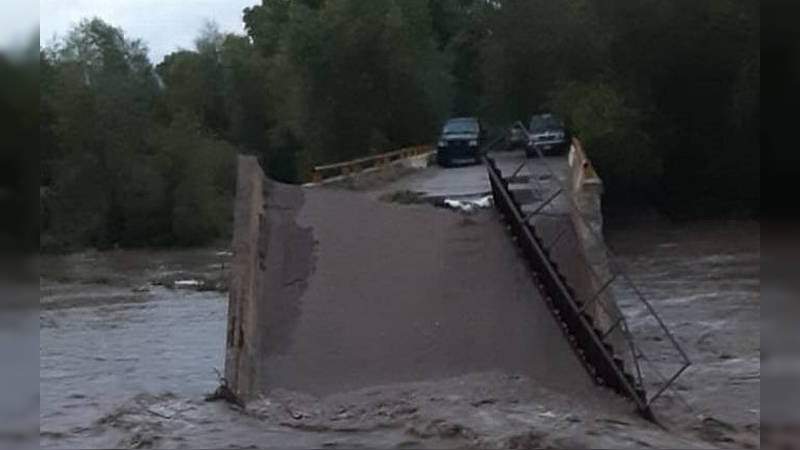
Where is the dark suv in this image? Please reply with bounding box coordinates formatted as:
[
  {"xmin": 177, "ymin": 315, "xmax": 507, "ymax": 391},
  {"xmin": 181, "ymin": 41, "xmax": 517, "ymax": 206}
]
[
  {"xmin": 526, "ymin": 113, "xmax": 571, "ymax": 157},
  {"xmin": 436, "ymin": 117, "xmax": 485, "ymax": 167}
]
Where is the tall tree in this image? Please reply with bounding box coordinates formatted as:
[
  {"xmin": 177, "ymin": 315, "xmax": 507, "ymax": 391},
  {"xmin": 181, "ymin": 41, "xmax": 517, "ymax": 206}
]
[
  {"xmin": 44, "ymin": 19, "xmax": 160, "ymax": 246},
  {"xmin": 479, "ymin": 0, "xmax": 605, "ymax": 123}
]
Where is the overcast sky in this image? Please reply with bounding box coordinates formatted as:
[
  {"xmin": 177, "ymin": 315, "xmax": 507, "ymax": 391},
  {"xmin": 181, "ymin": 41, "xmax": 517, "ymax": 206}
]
[{"xmin": 39, "ymin": 0, "xmax": 261, "ymax": 63}]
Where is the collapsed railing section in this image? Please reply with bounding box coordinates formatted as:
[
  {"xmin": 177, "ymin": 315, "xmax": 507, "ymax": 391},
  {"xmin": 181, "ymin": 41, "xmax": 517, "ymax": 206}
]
[
  {"xmin": 485, "ymin": 123, "xmax": 691, "ymax": 419},
  {"xmin": 486, "ymin": 156, "xmax": 650, "ymax": 417}
]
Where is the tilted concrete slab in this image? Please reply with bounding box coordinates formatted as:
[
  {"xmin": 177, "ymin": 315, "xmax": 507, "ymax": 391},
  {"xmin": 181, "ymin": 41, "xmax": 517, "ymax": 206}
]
[
  {"xmin": 327, "ymin": 148, "xmax": 630, "ymax": 383},
  {"xmin": 225, "ymin": 156, "xmax": 603, "ymax": 402}
]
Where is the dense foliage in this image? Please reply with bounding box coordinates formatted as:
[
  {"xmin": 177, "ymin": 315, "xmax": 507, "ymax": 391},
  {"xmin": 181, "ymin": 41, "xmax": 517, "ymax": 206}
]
[
  {"xmin": 41, "ymin": 20, "xmax": 236, "ymax": 250},
  {"xmin": 40, "ymin": 0, "xmax": 759, "ymax": 249}
]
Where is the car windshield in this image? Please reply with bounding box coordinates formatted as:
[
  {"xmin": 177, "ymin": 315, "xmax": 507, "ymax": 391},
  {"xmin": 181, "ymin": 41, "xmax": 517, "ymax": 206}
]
[
  {"xmin": 529, "ymin": 115, "xmax": 562, "ymax": 132},
  {"xmin": 443, "ymin": 120, "xmax": 478, "ymax": 134}
]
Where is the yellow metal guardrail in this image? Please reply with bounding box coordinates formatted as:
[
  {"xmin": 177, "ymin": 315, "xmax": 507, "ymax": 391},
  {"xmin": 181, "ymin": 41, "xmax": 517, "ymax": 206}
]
[
  {"xmin": 569, "ymin": 137, "xmax": 600, "ymax": 181},
  {"xmin": 310, "ymin": 145, "xmax": 433, "ymax": 183}
]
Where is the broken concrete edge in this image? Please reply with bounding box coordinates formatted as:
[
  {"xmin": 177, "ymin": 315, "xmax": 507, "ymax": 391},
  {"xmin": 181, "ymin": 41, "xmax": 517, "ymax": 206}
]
[
  {"xmin": 302, "ymin": 152, "xmax": 435, "ymax": 188},
  {"xmin": 567, "ymin": 139, "xmax": 629, "ymax": 365},
  {"xmin": 568, "ymin": 139, "xmax": 602, "ymax": 187},
  {"xmin": 225, "ymin": 155, "xmax": 265, "ymax": 401}
]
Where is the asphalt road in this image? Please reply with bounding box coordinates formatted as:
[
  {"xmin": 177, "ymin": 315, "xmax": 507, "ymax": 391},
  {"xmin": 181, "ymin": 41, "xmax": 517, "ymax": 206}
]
[{"xmin": 378, "ymin": 149, "xmax": 570, "ymax": 201}]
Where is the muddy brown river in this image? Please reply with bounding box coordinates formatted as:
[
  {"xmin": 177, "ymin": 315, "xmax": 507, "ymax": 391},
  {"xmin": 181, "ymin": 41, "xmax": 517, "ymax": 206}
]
[{"xmin": 32, "ymin": 219, "xmax": 760, "ymax": 449}]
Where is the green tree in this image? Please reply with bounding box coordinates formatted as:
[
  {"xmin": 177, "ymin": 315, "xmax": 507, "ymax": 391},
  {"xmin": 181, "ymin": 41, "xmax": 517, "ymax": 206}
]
[
  {"xmin": 43, "ymin": 19, "xmax": 160, "ymax": 247},
  {"xmin": 42, "ymin": 18, "xmax": 237, "ymax": 249},
  {"xmin": 154, "ymin": 114, "xmax": 236, "ymax": 245},
  {"xmin": 157, "ymin": 22, "xmax": 230, "ymax": 136},
  {"xmin": 549, "ymin": 80, "xmax": 660, "ymax": 196},
  {"xmin": 260, "ymin": 0, "xmax": 448, "ymax": 167},
  {"xmin": 220, "ymin": 35, "xmax": 272, "ymax": 157},
  {"xmin": 596, "ymin": 0, "xmax": 759, "ymax": 213},
  {"xmin": 480, "ymin": 0, "xmax": 605, "ymax": 123}
]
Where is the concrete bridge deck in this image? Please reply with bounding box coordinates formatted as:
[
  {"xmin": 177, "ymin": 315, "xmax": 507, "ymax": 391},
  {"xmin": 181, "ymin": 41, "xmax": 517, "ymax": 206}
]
[{"xmin": 225, "ymin": 152, "xmax": 626, "ymax": 411}]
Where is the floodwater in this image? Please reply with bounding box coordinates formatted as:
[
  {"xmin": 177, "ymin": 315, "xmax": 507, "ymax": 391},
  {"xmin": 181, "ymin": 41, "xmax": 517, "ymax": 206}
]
[
  {"xmin": 608, "ymin": 218, "xmax": 760, "ymax": 448},
  {"xmin": 38, "ymin": 249, "xmax": 231, "ymax": 449},
  {"xmin": 34, "ymin": 219, "xmax": 760, "ymax": 449}
]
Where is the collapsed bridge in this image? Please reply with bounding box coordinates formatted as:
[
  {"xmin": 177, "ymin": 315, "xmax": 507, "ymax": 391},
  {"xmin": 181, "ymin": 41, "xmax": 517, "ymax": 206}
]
[{"xmin": 225, "ymin": 134, "xmax": 688, "ymax": 421}]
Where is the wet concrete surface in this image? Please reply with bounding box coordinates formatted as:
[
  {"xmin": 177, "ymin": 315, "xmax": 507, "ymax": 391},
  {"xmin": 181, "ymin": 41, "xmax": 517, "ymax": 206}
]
[
  {"xmin": 376, "ymin": 150, "xmax": 630, "ymax": 375},
  {"xmin": 254, "ymin": 184, "xmax": 598, "ymax": 399}
]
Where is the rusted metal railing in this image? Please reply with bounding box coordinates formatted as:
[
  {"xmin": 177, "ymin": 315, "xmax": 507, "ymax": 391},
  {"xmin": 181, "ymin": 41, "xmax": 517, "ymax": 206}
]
[
  {"xmin": 485, "ymin": 154, "xmax": 653, "ymax": 419},
  {"xmin": 485, "ymin": 122, "xmax": 691, "ymax": 421}
]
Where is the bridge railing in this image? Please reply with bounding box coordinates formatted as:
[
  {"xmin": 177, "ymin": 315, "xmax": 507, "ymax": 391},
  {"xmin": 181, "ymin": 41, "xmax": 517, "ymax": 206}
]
[
  {"xmin": 487, "ymin": 122, "xmax": 691, "ymax": 418},
  {"xmin": 309, "ymin": 145, "xmax": 433, "ymax": 184}
]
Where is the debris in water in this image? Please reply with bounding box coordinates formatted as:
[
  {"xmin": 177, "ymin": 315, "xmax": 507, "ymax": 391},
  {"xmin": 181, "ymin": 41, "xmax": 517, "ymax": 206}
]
[
  {"xmin": 174, "ymin": 280, "xmax": 202, "ymax": 288},
  {"xmin": 205, "ymin": 368, "xmax": 245, "ymax": 409},
  {"xmin": 146, "ymin": 405, "xmax": 175, "ymax": 419},
  {"xmin": 442, "ymin": 195, "xmax": 493, "ymax": 214}
]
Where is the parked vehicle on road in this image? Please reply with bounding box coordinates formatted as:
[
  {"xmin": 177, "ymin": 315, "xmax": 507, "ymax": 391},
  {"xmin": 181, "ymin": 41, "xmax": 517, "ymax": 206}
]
[
  {"xmin": 526, "ymin": 113, "xmax": 571, "ymax": 157},
  {"xmin": 436, "ymin": 117, "xmax": 485, "ymax": 167},
  {"xmin": 508, "ymin": 123, "xmax": 527, "ymax": 150}
]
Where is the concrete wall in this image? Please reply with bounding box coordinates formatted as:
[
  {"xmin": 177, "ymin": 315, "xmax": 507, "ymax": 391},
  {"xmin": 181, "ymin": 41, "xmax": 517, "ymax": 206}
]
[
  {"xmin": 225, "ymin": 156, "xmax": 264, "ymax": 397},
  {"xmin": 226, "ymin": 156, "xmax": 316, "ymax": 399},
  {"xmin": 566, "ymin": 139, "xmax": 626, "ymax": 348}
]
